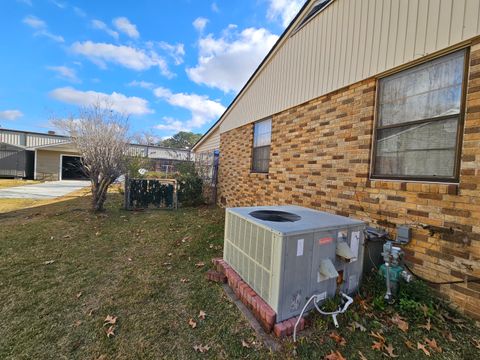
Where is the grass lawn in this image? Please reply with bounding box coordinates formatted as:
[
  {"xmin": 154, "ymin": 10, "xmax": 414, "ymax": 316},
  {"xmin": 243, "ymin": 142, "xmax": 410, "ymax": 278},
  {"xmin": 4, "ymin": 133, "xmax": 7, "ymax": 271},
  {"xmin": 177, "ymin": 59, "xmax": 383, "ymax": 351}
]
[
  {"xmin": 0, "ymin": 179, "xmax": 41, "ymax": 189},
  {"xmin": 0, "ymin": 194, "xmax": 479, "ymax": 359}
]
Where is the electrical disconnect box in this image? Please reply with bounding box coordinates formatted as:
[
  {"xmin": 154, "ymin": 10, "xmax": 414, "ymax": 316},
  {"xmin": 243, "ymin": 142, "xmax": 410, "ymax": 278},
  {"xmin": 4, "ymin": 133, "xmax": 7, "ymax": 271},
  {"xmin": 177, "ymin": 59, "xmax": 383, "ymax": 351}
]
[{"xmin": 223, "ymin": 205, "xmax": 366, "ymax": 322}]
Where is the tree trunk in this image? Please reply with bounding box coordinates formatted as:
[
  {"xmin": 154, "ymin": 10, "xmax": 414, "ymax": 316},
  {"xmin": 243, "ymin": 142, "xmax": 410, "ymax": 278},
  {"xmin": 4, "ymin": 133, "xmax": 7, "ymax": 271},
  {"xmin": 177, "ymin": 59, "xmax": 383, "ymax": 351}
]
[{"xmin": 91, "ymin": 178, "xmax": 111, "ymax": 212}]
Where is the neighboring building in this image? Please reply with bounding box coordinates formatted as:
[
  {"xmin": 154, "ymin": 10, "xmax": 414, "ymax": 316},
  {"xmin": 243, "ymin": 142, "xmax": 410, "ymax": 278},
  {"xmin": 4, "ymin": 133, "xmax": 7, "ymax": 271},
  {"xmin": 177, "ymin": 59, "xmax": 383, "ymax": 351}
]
[
  {"xmin": 193, "ymin": 0, "xmax": 480, "ymax": 319},
  {"xmin": 0, "ymin": 128, "xmax": 191, "ymax": 180}
]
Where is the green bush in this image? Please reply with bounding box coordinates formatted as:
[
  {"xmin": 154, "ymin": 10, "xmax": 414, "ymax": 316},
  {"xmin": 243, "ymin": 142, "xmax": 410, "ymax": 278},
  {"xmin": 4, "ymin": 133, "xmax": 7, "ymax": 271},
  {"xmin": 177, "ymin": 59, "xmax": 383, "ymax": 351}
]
[{"xmin": 175, "ymin": 162, "xmax": 204, "ymax": 207}]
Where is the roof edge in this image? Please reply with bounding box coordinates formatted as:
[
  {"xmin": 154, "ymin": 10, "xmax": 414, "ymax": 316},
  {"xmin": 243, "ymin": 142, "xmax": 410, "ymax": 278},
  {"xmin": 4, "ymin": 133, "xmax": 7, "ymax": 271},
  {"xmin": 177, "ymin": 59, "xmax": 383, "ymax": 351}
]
[{"xmin": 192, "ymin": 0, "xmax": 316, "ymax": 151}]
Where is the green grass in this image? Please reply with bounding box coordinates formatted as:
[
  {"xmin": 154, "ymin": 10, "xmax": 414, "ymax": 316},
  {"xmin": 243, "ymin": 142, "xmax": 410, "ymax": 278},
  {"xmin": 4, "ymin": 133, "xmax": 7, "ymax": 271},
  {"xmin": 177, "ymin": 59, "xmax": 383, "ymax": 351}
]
[{"xmin": 0, "ymin": 194, "xmax": 479, "ymax": 359}]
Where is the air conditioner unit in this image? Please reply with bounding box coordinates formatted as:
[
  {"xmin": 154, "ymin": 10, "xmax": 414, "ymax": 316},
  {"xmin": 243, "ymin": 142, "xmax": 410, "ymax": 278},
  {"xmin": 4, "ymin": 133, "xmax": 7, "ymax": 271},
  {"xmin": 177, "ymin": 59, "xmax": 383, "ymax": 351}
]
[{"xmin": 223, "ymin": 205, "xmax": 365, "ymax": 322}]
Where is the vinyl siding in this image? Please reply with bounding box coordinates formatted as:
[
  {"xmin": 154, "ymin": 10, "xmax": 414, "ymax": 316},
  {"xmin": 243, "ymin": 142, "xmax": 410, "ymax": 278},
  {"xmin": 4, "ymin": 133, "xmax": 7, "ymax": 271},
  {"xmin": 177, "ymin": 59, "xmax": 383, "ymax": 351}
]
[
  {"xmin": 35, "ymin": 150, "xmax": 79, "ymax": 181},
  {"xmin": 194, "ymin": 126, "xmax": 220, "ymax": 154},
  {"xmin": 207, "ymin": 0, "xmax": 480, "ymax": 140}
]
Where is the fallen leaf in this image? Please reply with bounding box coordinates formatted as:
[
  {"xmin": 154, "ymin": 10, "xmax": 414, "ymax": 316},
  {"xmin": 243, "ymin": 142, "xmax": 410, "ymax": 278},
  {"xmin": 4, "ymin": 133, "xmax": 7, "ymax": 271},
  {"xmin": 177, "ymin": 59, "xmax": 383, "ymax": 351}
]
[
  {"xmin": 188, "ymin": 318, "xmax": 197, "ymax": 329},
  {"xmin": 74, "ymin": 320, "xmax": 82, "ymax": 327},
  {"xmin": 104, "ymin": 315, "xmax": 117, "ymax": 326},
  {"xmin": 241, "ymin": 339, "xmax": 250, "ymax": 348},
  {"xmin": 44, "ymin": 260, "xmax": 55, "ymax": 265},
  {"xmin": 198, "ymin": 310, "xmax": 206, "ymax": 320},
  {"xmin": 324, "ymin": 350, "xmax": 346, "ymax": 360},
  {"xmin": 472, "ymin": 338, "xmax": 480, "ymax": 349},
  {"xmin": 443, "ymin": 313, "xmax": 465, "ymax": 323},
  {"xmin": 392, "ymin": 314, "xmax": 409, "ymax": 333},
  {"xmin": 371, "ymin": 341, "xmax": 383, "ymax": 351},
  {"xmin": 180, "ymin": 278, "xmax": 189, "ymax": 283},
  {"xmin": 404, "ymin": 340, "xmax": 416, "ymax": 350},
  {"xmin": 383, "ymin": 343, "xmax": 399, "ymax": 358},
  {"xmin": 417, "ymin": 342, "xmax": 430, "ymax": 356},
  {"xmin": 105, "ymin": 325, "xmax": 115, "ymax": 338},
  {"xmin": 424, "ymin": 338, "xmax": 442, "ymax": 353},
  {"xmin": 358, "ymin": 351, "xmax": 368, "ymax": 360},
  {"xmin": 351, "ymin": 321, "xmax": 366, "ymax": 332},
  {"xmin": 443, "ymin": 331, "xmax": 456, "ymax": 349},
  {"xmin": 95, "ymin": 231, "xmax": 101, "ymax": 236},
  {"xmin": 193, "ymin": 344, "xmax": 210, "ymax": 353},
  {"xmin": 63, "ymin": 234, "xmax": 71, "ymax": 239},
  {"xmin": 76, "ymin": 292, "xmax": 83, "ymax": 299},
  {"xmin": 168, "ymin": 253, "xmax": 173, "ymax": 257},
  {"xmin": 420, "ymin": 304, "xmax": 430, "ymax": 317},
  {"xmin": 329, "ymin": 331, "xmax": 346, "ymax": 346},
  {"xmin": 369, "ymin": 331, "xmax": 386, "ymax": 343},
  {"xmin": 195, "ymin": 262, "xmax": 205, "ymax": 268},
  {"xmin": 181, "ymin": 236, "xmax": 191, "ymax": 243},
  {"xmin": 418, "ymin": 318, "xmax": 431, "ymax": 331}
]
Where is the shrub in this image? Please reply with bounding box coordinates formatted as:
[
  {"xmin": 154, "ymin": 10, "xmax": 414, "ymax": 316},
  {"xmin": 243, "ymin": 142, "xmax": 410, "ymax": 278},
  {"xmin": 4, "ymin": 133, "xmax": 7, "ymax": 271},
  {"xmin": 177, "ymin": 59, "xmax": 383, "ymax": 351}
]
[{"xmin": 175, "ymin": 162, "xmax": 204, "ymax": 207}]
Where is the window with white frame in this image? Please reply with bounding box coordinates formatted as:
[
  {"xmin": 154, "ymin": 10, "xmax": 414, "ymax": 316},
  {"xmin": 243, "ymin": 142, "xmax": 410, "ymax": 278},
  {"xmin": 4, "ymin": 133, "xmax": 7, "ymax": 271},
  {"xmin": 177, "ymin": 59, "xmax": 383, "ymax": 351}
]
[
  {"xmin": 252, "ymin": 118, "xmax": 272, "ymax": 173},
  {"xmin": 372, "ymin": 50, "xmax": 466, "ymax": 181}
]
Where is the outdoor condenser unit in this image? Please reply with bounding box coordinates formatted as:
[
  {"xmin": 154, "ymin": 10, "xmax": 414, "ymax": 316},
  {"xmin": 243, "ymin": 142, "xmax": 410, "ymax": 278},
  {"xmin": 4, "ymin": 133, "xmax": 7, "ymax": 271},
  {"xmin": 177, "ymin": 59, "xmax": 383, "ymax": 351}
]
[{"xmin": 223, "ymin": 205, "xmax": 365, "ymax": 322}]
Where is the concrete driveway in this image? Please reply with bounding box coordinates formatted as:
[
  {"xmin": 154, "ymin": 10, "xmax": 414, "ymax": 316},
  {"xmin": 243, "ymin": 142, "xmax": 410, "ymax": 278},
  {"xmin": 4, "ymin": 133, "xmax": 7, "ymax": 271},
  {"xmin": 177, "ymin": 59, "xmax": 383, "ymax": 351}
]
[{"xmin": 0, "ymin": 180, "xmax": 90, "ymax": 199}]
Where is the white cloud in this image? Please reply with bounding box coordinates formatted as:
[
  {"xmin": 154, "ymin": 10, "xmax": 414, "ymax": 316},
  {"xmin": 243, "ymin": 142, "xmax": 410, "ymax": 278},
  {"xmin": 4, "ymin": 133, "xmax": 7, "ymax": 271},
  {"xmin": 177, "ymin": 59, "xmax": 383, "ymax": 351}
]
[
  {"xmin": 22, "ymin": 15, "xmax": 45, "ymax": 29},
  {"xmin": 71, "ymin": 41, "xmax": 172, "ymax": 77},
  {"xmin": 47, "ymin": 65, "xmax": 80, "ymax": 83},
  {"xmin": 158, "ymin": 41, "xmax": 185, "ymax": 65},
  {"xmin": 153, "ymin": 87, "xmax": 225, "ymax": 131},
  {"xmin": 91, "ymin": 19, "xmax": 119, "ymax": 40},
  {"xmin": 113, "ymin": 17, "xmax": 140, "ymax": 39},
  {"xmin": 22, "ymin": 15, "xmax": 64, "ymax": 42},
  {"xmin": 50, "ymin": 0, "xmax": 66, "ymax": 9},
  {"xmin": 0, "ymin": 110, "xmax": 23, "ymax": 121},
  {"xmin": 193, "ymin": 17, "xmax": 208, "ymax": 32},
  {"xmin": 211, "ymin": 2, "xmax": 220, "ymax": 13},
  {"xmin": 267, "ymin": 0, "xmax": 306, "ymax": 28},
  {"xmin": 128, "ymin": 80, "xmax": 155, "ymax": 89},
  {"xmin": 17, "ymin": 0, "xmax": 32, "ymax": 6},
  {"xmin": 73, "ymin": 7, "xmax": 86, "ymax": 17},
  {"xmin": 187, "ymin": 26, "xmax": 278, "ymax": 93},
  {"xmin": 49, "ymin": 87, "xmax": 153, "ymax": 115}
]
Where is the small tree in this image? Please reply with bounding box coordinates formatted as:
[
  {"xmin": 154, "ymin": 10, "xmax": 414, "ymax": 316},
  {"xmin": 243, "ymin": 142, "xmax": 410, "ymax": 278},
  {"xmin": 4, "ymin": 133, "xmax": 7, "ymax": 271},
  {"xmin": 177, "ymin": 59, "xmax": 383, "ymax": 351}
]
[
  {"xmin": 54, "ymin": 104, "xmax": 130, "ymax": 212},
  {"xmin": 158, "ymin": 131, "xmax": 202, "ymax": 149}
]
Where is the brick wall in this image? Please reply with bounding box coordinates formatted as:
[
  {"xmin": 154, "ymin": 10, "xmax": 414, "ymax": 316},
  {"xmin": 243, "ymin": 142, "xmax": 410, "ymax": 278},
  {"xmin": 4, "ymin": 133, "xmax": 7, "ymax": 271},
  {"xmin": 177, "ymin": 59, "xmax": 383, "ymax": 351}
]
[{"xmin": 218, "ymin": 44, "xmax": 480, "ymax": 319}]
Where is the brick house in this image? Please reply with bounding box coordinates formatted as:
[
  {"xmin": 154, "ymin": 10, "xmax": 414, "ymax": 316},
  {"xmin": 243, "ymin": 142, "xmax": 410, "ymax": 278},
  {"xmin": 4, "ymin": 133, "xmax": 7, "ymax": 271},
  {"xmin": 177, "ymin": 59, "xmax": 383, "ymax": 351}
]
[{"xmin": 192, "ymin": 0, "xmax": 480, "ymax": 319}]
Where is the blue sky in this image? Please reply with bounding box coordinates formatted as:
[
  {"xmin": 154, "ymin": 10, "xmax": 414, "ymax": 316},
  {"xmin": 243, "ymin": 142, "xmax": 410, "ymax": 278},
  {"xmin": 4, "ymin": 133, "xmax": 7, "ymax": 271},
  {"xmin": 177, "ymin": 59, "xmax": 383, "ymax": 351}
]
[{"xmin": 0, "ymin": 0, "xmax": 305, "ymax": 140}]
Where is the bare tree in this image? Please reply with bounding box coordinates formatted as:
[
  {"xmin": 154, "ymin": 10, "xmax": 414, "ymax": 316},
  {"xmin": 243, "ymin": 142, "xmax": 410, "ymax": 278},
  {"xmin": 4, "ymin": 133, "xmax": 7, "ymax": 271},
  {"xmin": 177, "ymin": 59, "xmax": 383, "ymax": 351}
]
[{"xmin": 53, "ymin": 103, "xmax": 130, "ymax": 212}]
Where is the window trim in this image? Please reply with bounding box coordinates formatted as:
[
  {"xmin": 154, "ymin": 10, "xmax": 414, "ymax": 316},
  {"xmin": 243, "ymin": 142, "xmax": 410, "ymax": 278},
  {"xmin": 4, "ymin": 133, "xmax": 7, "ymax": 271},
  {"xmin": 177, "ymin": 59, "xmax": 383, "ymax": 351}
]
[
  {"xmin": 251, "ymin": 118, "xmax": 272, "ymax": 174},
  {"xmin": 370, "ymin": 48, "xmax": 469, "ymax": 183}
]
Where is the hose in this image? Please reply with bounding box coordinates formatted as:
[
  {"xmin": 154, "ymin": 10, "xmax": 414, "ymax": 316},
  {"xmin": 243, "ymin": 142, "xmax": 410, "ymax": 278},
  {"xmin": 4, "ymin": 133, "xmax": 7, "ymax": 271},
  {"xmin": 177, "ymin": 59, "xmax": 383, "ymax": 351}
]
[
  {"xmin": 293, "ymin": 294, "xmax": 318, "ymax": 343},
  {"xmin": 293, "ymin": 292, "xmax": 354, "ymax": 342}
]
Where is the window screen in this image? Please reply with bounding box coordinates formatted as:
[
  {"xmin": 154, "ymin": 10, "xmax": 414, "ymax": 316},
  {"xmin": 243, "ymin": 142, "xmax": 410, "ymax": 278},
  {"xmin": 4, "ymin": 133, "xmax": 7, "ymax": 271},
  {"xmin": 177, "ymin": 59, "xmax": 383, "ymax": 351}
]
[
  {"xmin": 373, "ymin": 50, "xmax": 466, "ymax": 181},
  {"xmin": 252, "ymin": 118, "xmax": 271, "ymax": 173}
]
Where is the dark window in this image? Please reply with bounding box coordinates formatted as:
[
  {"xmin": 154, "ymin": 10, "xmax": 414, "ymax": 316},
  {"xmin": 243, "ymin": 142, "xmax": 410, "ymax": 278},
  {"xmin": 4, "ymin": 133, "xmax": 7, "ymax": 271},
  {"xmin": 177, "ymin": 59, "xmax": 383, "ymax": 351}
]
[
  {"xmin": 252, "ymin": 118, "xmax": 271, "ymax": 173},
  {"xmin": 372, "ymin": 50, "xmax": 467, "ymax": 181}
]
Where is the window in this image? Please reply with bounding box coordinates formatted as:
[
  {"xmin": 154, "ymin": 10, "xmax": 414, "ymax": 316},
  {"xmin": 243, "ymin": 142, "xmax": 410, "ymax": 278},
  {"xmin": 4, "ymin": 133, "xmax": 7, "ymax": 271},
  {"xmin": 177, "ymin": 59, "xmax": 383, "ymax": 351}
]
[
  {"xmin": 252, "ymin": 118, "xmax": 272, "ymax": 173},
  {"xmin": 372, "ymin": 50, "xmax": 466, "ymax": 181}
]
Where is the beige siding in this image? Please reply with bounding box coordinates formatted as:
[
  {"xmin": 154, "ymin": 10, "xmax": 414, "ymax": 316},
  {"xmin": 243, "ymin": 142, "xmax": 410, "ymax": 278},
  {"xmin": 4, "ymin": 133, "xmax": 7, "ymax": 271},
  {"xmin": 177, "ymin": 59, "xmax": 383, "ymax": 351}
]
[
  {"xmin": 218, "ymin": 0, "xmax": 480, "ymax": 134},
  {"xmin": 194, "ymin": 126, "xmax": 220, "ymax": 154},
  {"xmin": 35, "ymin": 150, "xmax": 79, "ymax": 181}
]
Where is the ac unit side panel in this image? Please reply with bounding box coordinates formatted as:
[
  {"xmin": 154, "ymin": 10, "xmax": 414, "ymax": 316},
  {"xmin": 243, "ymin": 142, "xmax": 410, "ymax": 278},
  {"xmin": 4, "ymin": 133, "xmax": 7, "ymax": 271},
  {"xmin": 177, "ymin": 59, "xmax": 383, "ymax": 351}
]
[
  {"xmin": 223, "ymin": 211, "xmax": 278, "ymax": 308},
  {"xmin": 277, "ymin": 232, "xmax": 314, "ymax": 322},
  {"xmin": 340, "ymin": 226, "xmax": 365, "ymax": 295}
]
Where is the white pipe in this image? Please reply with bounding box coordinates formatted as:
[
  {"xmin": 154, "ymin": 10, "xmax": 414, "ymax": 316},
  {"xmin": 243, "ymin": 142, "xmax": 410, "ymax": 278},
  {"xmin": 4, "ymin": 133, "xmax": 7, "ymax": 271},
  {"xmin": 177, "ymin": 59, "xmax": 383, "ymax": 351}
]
[{"xmin": 293, "ymin": 292, "xmax": 354, "ymax": 342}]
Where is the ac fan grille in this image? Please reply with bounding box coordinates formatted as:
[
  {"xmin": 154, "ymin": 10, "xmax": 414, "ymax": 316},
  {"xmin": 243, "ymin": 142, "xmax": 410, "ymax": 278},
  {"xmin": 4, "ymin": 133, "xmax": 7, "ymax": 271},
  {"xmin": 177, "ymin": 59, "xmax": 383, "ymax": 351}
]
[{"xmin": 224, "ymin": 214, "xmax": 274, "ymax": 302}]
